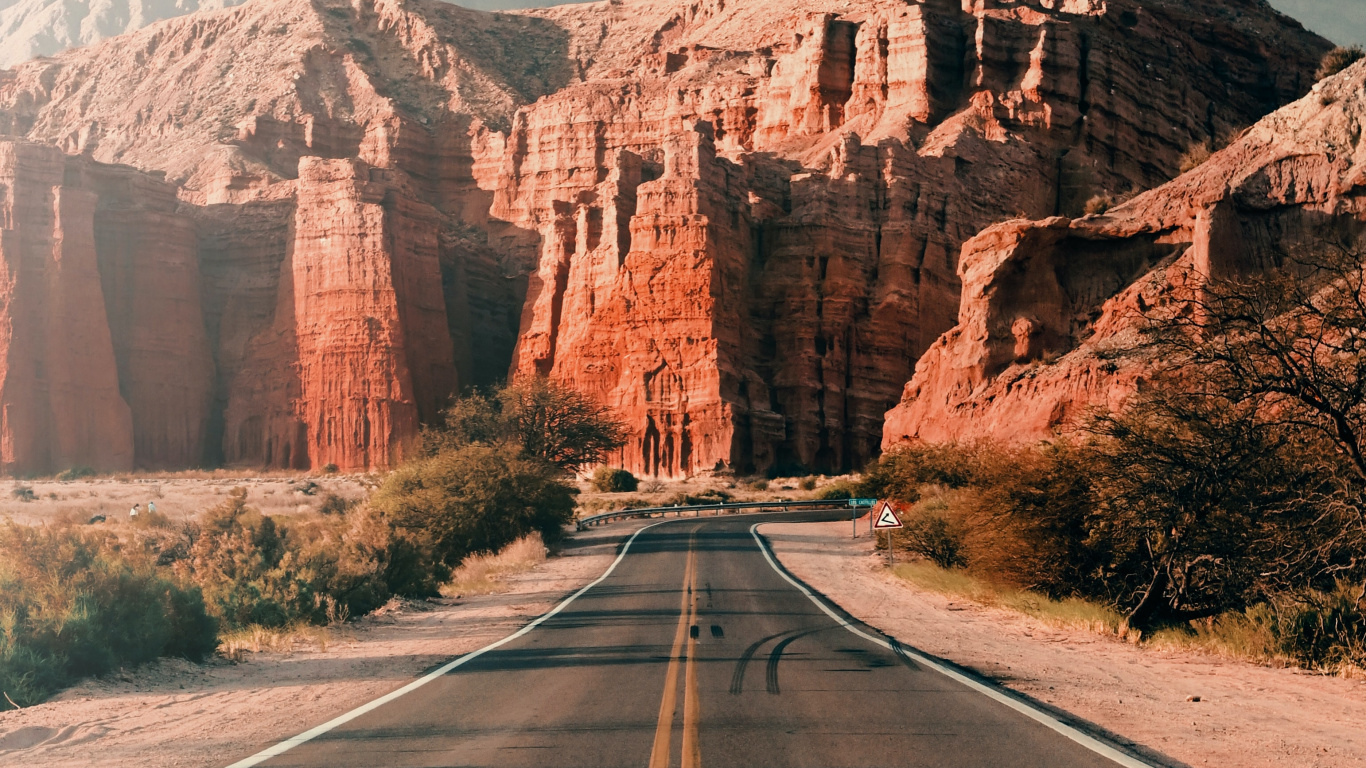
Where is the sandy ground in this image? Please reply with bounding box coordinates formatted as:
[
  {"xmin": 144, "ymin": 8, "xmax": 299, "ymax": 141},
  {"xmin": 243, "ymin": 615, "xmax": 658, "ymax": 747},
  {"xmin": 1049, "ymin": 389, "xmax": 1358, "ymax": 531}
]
[
  {"xmin": 761, "ymin": 519, "xmax": 1366, "ymax": 768},
  {"xmin": 1, "ymin": 474, "xmax": 374, "ymax": 525},
  {"xmin": 0, "ymin": 523, "xmax": 643, "ymax": 767}
]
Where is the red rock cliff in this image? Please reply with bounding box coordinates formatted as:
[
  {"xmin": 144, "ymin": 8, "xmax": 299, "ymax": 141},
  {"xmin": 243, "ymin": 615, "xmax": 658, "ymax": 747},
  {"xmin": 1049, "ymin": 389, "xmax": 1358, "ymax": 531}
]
[
  {"xmin": 884, "ymin": 59, "xmax": 1366, "ymax": 448},
  {"xmin": 0, "ymin": 0, "xmax": 1334, "ymax": 474}
]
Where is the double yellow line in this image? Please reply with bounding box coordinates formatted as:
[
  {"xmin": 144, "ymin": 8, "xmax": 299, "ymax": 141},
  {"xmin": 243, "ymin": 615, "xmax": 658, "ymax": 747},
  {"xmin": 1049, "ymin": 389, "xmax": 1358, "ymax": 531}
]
[{"xmin": 649, "ymin": 530, "xmax": 703, "ymax": 768}]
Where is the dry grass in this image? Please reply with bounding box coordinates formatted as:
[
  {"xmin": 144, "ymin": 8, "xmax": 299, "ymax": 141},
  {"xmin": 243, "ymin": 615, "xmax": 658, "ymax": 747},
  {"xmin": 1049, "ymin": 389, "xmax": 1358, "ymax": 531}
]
[
  {"xmin": 891, "ymin": 561, "xmax": 1366, "ymax": 677},
  {"xmin": 891, "ymin": 561, "xmax": 1123, "ymax": 634},
  {"xmin": 1178, "ymin": 141, "xmax": 1213, "ymax": 173},
  {"xmin": 219, "ymin": 624, "xmax": 346, "ymax": 662},
  {"xmin": 442, "ymin": 534, "xmax": 548, "ymax": 597},
  {"xmin": 1146, "ymin": 615, "xmax": 1288, "ymax": 666},
  {"xmin": 0, "ymin": 475, "xmax": 372, "ymax": 526}
]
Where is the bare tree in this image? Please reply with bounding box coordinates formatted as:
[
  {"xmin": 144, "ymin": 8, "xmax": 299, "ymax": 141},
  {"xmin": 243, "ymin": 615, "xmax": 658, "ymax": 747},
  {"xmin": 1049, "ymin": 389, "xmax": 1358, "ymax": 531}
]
[{"xmin": 1122, "ymin": 242, "xmax": 1366, "ymax": 627}]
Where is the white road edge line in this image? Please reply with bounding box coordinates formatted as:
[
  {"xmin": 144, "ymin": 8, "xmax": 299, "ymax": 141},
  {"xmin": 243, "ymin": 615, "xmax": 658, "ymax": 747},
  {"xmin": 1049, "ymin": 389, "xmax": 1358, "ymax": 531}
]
[
  {"xmin": 224, "ymin": 521, "xmax": 667, "ymax": 768},
  {"xmin": 749, "ymin": 523, "xmax": 1155, "ymax": 768}
]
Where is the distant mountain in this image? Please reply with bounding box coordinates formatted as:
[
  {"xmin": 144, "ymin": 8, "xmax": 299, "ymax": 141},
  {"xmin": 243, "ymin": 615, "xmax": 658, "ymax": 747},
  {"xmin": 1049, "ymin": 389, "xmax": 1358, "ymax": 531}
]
[
  {"xmin": 0, "ymin": 0, "xmax": 249, "ymax": 67},
  {"xmin": 0, "ymin": 1, "xmax": 1353, "ymax": 72},
  {"xmin": 1269, "ymin": 0, "xmax": 1366, "ymax": 46}
]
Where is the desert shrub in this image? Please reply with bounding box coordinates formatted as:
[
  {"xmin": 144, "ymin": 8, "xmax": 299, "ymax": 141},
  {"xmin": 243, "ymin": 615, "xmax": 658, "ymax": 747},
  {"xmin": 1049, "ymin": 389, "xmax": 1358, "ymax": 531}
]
[
  {"xmin": 958, "ymin": 443, "xmax": 1098, "ymax": 597},
  {"xmin": 174, "ymin": 489, "xmax": 325, "ymax": 629},
  {"xmin": 857, "ymin": 443, "xmax": 978, "ymax": 502},
  {"xmin": 591, "ymin": 466, "xmax": 638, "ymax": 493},
  {"xmin": 425, "ymin": 378, "xmax": 627, "ymax": 474},
  {"xmin": 1177, "ymin": 141, "xmax": 1212, "ymax": 173},
  {"xmin": 662, "ymin": 489, "xmax": 732, "ymax": 507},
  {"xmin": 0, "ymin": 524, "xmax": 218, "ymax": 709},
  {"xmin": 55, "ymin": 466, "xmax": 96, "ymax": 482},
  {"xmin": 286, "ymin": 506, "xmax": 442, "ymax": 621},
  {"xmin": 576, "ymin": 496, "xmax": 656, "ymax": 516},
  {"xmin": 814, "ymin": 480, "xmax": 857, "ymax": 500},
  {"xmin": 318, "ymin": 493, "xmax": 356, "ymax": 516},
  {"xmin": 1316, "ymin": 45, "xmax": 1365, "ymax": 81},
  {"xmin": 1272, "ymin": 584, "xmax": 1366, "ymax": 669},
  {"xmin": 10, "ymin": 486, "xmax": 36, "ymax": 503},
  {"xmin": 1083, "ymin": 192, "xmax": 1114, "ymax": 216},
  {"xmin": 321, "ymin": 463, "xmax": 340, "ymax": 475},
  {"xmin": 895, "ymin": 492, "xmax": 967, "ymax": 569},
  {"xmin": 743, "ymin": 477, "xmax": 770, "ymax": 491},
  {"xmin": 798, "ymin": 476, "xmax": 818, "ymax": 491},
  {"xmin": 372, "ymin": 444, "xmax": 576, "ymax": 568}
]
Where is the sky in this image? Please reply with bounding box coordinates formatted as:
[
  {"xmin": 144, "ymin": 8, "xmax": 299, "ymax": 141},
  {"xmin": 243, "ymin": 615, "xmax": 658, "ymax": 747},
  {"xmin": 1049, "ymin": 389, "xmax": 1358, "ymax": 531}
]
[
  {"xmin": 451, "ymin": 0, "xmax": 1365, "ymax": 47},
  {"xmin": 1267, "ymin": 0, "xmax": 1365, "ymax": 46}
]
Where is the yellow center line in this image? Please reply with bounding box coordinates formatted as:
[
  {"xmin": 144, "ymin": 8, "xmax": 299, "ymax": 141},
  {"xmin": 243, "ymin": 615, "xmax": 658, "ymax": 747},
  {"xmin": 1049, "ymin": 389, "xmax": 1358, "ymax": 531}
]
[
  {"xmin": 649, "ymin": 531, "xmax": 698, "ymax": 768},
  {"xmin": 681, "ymin": 537, "xmax": 702, "ymax": 768}
]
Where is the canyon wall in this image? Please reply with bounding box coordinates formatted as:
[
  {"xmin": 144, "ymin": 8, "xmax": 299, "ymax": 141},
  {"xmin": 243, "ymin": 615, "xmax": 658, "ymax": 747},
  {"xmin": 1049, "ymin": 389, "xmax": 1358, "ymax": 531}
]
[
  {"xmin": 0, "ymin": 0, "xmax": 1335, "ymax": 474},
  {"xmin": 884, "ymin": 60, "xmax": 1366, "ymax": 448}
]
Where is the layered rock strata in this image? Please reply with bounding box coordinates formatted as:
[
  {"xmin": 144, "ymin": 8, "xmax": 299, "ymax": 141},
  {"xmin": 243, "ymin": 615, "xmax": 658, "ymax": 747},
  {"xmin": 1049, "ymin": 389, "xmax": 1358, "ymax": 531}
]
[
  {"xmin": 884, "ymin": 60, "xmax": 1366, "ymax": 447},
  {"xmin": 0, "ymin": 141, "xmax": 207, "ymax": 474},
  {"xmin": 0, "ymin": 0, "xmax": 1334, "ymax": 474}
]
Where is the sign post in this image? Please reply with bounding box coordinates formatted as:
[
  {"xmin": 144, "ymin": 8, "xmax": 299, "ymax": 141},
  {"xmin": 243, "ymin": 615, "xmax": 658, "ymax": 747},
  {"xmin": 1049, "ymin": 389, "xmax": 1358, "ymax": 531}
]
[
  {"xmin": 847, "ymin": 498, "xmax": 875, "ymax": 539},
  {"xmin": 871, "ymin": 500, "xmax": 904, "ymax": 567}
]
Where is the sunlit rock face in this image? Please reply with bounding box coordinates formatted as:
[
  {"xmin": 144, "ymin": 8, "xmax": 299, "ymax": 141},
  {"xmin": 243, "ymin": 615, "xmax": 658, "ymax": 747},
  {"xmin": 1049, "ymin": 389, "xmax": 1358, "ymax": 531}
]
[
  {"xmin": 884, "ymin": 61, "xmax": 1366, "ymax": 450},
  {"xmin": 0, "ymin": 0, "xmax": 1332, "ymax": 474}
]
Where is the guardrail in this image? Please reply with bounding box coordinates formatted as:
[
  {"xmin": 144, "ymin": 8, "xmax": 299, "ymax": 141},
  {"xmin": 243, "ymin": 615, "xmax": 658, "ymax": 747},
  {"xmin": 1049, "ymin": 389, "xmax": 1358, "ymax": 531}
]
[{"xmin": 576, "ymin": 498, "xmax": 876, "ymax": 531}]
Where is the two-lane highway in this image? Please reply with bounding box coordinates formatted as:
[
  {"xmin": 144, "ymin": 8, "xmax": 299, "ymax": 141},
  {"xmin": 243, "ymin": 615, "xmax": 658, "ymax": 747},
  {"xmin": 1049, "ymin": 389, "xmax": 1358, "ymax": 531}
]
[{"xmin": 228, "ymin": 513, "xmax": 1152, "ymax": 767}]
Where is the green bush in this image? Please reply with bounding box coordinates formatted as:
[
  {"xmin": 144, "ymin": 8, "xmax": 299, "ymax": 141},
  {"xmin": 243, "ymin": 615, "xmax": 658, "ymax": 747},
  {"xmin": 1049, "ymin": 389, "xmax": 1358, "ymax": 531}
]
[
  {"xmin": 175, "ymin": 489, "xmax": 324, "ymax": 629},
  {"xmin": 0, "ymin": 524, "xmax": 218, "ymax": 709},
  {"xmin": 55, "ymin": 466, "xmax": 96, "ymax": 482},
  {"xmin": 10, "ymin": 486, "xmax": 36, "ymax": 503},
  {"xmin": 798, "ymin": 477, "xmax": 818, "ymax": 491},
  {"xmin": 372, "ymin": 444, "xmax": 576, "ymax": 568},
  {"xmin": 815, "ymin": 480, "xmax": 855, "ymax": 500},
  {"xmin": 857, "ymin": 444, "xmax": 978, "ymax": 502},
  {"xmin": 591, "ymin": 466, "xmax": 638, "ymax": 493},
  {"xmin": 895, "ymin": 495, "xmax": 966, "ymax": 569},
  {"xmin": 425, "ymin": 378, "xmax": 627, "ymax": 474}
]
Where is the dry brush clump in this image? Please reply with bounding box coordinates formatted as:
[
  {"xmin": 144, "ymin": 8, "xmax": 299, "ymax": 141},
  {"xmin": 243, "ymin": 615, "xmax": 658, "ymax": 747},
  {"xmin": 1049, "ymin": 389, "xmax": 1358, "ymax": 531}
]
[
  {"xmin": 1, "ymin": 378, "xmax": 628, "ymax": 708},
  {"xmin": 0, "ymin": 524, "xmax": 218, "ymax": 708},
  {"xmin": 868, "ymin": 423, "xmax": 1365, "ymax": 670}
]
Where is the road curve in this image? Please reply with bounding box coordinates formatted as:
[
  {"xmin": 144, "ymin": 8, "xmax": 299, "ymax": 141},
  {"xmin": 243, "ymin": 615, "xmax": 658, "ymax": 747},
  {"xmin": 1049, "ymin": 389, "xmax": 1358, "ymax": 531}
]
[{"xmin": 227, "ymin": 512, "xmax": 1154, "ymax": 768}]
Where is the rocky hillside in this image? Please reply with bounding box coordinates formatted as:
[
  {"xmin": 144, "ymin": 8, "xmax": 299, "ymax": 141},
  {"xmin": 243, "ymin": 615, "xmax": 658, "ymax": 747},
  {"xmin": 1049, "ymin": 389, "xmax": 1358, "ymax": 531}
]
[
  {"xmin": 0, "ymin": 0, "xmax": 1332, "ymax": 476},
  {"xmin": 884, "ymin": 58, "xmax": 1366, "ymax": 448},
  {"xmin": 0, "ymin": 0, "xmax": 248, "ymax": 68}
]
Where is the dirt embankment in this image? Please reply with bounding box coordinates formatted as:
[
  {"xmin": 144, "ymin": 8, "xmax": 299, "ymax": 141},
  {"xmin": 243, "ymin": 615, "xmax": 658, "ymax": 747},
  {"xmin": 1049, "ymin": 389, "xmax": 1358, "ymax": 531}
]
[
  {"xmin": 0, "ymin": 525, "xmax": 639, "ymax": 767},
  {"xmin": 761, "ymin": 519, "xmax": 1366, "ymax": 768}
]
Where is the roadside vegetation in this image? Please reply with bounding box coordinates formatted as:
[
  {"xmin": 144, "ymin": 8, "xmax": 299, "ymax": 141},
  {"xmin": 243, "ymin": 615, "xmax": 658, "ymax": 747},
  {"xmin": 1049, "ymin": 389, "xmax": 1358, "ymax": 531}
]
[
  {"xmin": 869, "ymin": 246, "xmax": 1366, "ymax": 674},
  {"xmin": 0, "ymin": 377, "xmax": 626, "ymax": 710}
]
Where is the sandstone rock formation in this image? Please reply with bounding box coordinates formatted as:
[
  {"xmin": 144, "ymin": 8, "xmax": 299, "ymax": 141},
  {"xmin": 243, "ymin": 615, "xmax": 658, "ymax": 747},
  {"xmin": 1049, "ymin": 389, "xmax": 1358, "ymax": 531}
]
[
  {"xmin": 0, "ymin": 141, "xmax": 209, "ymax": 475},
  {"xmin": 0, "ymin": 0, "xmax": 1334, "ymax": 475},
  {"xmin": 884, "ymin": 59, "xmax": 1366, "ymax": 448}
]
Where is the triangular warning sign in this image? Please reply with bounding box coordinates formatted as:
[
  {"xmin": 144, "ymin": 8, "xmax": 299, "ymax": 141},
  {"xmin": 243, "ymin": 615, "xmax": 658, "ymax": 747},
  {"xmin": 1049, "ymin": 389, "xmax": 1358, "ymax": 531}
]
[{"xmin": 872, "ymin": 500, "xmax": 903, "ymax": 530}]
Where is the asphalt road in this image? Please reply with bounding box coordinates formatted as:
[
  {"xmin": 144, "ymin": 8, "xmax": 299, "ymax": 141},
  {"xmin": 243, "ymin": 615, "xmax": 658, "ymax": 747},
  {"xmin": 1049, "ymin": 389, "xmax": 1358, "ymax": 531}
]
[{"xmin": 231, "ymin": 512, "xmax": 1150, "ymax": 768}]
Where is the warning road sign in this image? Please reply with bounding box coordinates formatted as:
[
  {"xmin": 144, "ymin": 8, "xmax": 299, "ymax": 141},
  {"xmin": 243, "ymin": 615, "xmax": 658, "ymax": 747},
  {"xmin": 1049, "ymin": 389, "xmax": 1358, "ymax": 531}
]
[{"xmin": 872, "ymin": 501, "xmax": 903, "ymax": 530}]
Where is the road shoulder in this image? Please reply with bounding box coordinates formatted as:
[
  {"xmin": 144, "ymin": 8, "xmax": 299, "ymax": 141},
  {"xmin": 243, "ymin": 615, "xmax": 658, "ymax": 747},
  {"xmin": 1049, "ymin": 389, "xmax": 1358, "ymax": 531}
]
[{"xmin": 760, "ymin": 519, "xmax": 1366, "ymax": 768}]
